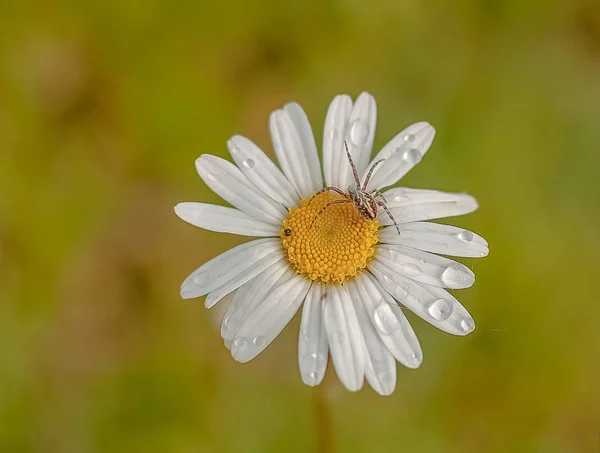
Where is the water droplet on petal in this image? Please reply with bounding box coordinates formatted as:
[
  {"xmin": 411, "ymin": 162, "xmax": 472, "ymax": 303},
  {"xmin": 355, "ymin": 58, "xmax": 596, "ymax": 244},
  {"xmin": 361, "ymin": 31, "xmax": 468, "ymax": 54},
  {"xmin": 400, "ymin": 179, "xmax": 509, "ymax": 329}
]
[
  {"xmin": 349, "ymin": 120, "xmax": 370, "ymax": 146},
  {"xmin": 402, "ymin": 263, "xmax": 422, "ymax": 277},
  {"xmin": 207, "ymin": 172, "xmax": 218, "ymax": 182},
  {"xmin": 252, "ymin": 336, "xmax": 265, "ymax": 347},
  {"xmin": 404, "ymin": 133, "xmax": 415, "ymax": 142},
  {"xmin": 373, "ymin": 303, "xmax": 401, "ymax": 335},
  {"xmin": 441, "ymin": 264, "xmax": 473, "ymax": 288},
  {"xmin": 387, "ymin": 249, "xmax": 399, "ymax": 261},
  {"xmin": 311, "ymin": 352, "xmax": 326, "ymax": 361},
  {"xmin": 304, "ymin": 371, "xmax": 320, "ymax": 384},
  {"xmin": 230, "ymin": 146, "xmax": 240, "ymax": 156},
  {"xmin": 458, "ymin": 230, "xmax": 474, "ymax": 242},
  {"xmin": 480, "ymin": 251, "xmax": 487, "ymax": 257},
  {"xmin": 427, "ymin": 299, "xmax": 453, "ymax": 321},
  {"xmin": 233, "ymin": 338, "xmax": 247, "ymax": 349},
  {"xmin": 383, "ymin": 275, "xmax": 393, "ymax": 286},
  {"xmin": 460, "ymin": 318, "xmax": 475, "ymax": 333},
  {"xmin": 242, "ymin": 158, "xmax": 255, "ymax": 169},
  {"xmin": 403, "ymin": 148, "xmax": 422, "ymax": 165}
]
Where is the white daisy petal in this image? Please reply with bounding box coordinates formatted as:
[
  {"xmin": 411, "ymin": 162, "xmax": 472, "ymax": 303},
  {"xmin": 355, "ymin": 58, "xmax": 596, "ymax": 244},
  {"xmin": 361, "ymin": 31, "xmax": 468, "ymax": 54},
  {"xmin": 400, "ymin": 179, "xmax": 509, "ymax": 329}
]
[
  {"xmin": 375, "ymin": 244, "xmax": 475, "ymax": 289},
  {"xmin": 364, "ymin": 122, "xmax": 435, "ymax": 191},
  {"xmin": 370, "ymin": 260, "xmax": 476, "ymax": 336},
  {"xmin": 227, "ymin": 135, "xmax": 299, "ymax": 207},
  {"xmin": 344, "ymin": 92, "xmax": 377, "ymax": 184},
  {"xmin": 381, "ymin": 188, "xmax": 478, "ymax": 224},
  {"xmin": 204, "ymin": 247, "xmax": 285, "ymax": 308},
  {"xmin": 269, "ymin": 108, "xmax": 318, "ymax": 198},
  {"xmin": 231, "ymin": 273, "xmax": 311, "ymax": 363},
  {"xmin": 180, "ymin": 238, "xmax": 280, "ymax": 301},
  {"xmin": 196, "ymin": 155, "xmax": 287, "ymax": 224},
  {"xmin": 298, "ymin": 284, "xmax": 329, "ymax": 386},
  {"xmin": 354, "ymin": 273, "xmax": 422, "ymax": 368},
  {"xmin": 323, "ymin": 94, "xmax": 353, "ymax": 188},
  {"xmin": 221, "ymin": 260, "xmax": 289, "ymax": 343},
  {"xmin": 323, "ymin": 285, "xmax": 365, "ymax": 392},
  {"xmin": 283, "ymin": 102, "xmax": 323, "ymax": 191},
  {"xmin": 175, "ymin": 202, "xmax": 280, "ymax": 237},
  {"xmin": 346, "ymin": 280, "xmax": 397, "ymax": 395},
  {"xmin": 379, "ymin": 222, "xmax": 489, "ymax": 258}
]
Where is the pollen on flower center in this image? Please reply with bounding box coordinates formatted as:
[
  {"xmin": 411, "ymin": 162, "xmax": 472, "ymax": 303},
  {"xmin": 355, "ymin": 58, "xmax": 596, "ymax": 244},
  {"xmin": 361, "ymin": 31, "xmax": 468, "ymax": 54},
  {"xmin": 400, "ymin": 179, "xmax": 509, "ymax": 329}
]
[{"xmin": 280, "ymin": 191, "xmax": 379, "ymax": 284}]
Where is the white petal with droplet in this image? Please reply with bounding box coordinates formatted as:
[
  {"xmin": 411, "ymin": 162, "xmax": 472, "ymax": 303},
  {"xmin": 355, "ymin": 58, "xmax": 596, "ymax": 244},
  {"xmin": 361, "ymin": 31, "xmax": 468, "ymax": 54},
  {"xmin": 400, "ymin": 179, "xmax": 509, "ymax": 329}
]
[
  {"xmin": 180, "ymin": 238, "xmax": 280, "ymax": 301},
  {"xmin": 227, "ymin": 135, "xmax": 299, "ymax": 207},
  {"xmin": 346, "ymin": 280, "xmax": 397, "ymax": 395},
  {"xmin": 175, "ymin": 202, "xmax": 280, "ymax": 237},
  {"xmin": 380, "ymin": 188, "xmax": 478, "ymax": 224},
  {"xmin": 323, "ymin": 285, "xmax": 365, "ymax": 392},
  {"xmin": 270, "ymin": 108, "xmax": 319, "ymax": 198},
  {"xmin": 231, "ymin": 274, "xmax": 311, "ymax": 363},
  {"xmin": 196, "ymin": 154, "xmax": 287, "ymax": 224},
  {"xmin": 343, "ymin": 92, "xmax": 377, "ymax": 186},
  {"xmin": 364, "ymin": 122, "xmax": 435, "ymax": 190},
  {"xmin": 298, "ymin": 284, "xmax": 328, "ymax": 386},
  {"xmin": 323, "ymin": 94, "xmax": 353, "ymax": 188},
  {"xmin": 353, "ymin": 273, "xmax": 422, "ymax": 368},
  {"xmin": 221, "ymin": 261, "xmax": 290, "ymax": 342},
  {"xmin": 375, "ymin": 245, "xmax": 475, "ymax": 289},
  {"xmin": 379, "ymin": 222, "xmax": 488, "ymax": 257},
  {"xmin": 370, "ymin": 260, "xmax": 476, "ymax": 336}
]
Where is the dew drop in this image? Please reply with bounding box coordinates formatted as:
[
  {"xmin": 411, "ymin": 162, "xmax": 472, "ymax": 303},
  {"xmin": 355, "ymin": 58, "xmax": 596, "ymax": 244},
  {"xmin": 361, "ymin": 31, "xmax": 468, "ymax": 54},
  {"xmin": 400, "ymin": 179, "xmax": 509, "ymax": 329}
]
[
  {"xmin": 404, "ymin": 133, "xmax": 415, "ymax": 143},
  {"xmin": 460, "ymin": 318, "xmax": 475, "ymax": 333},
  {"xmin": 441, "ymin": 264, "xmax": 473, "ymax": 288},
  {"xmin": 403, "ymin": 148, "xmax": 422, "ymax": 165},
  {"xmin": 349, "ymin": 120, "xmax": 370, "ymax": 146},
  {"xmin": 233, "ymin": 338, "xmax": 247, "ymax": 349},
  {"xmin": 402, "ymin": 263, "xmax": 422, "ymax": 277},
  {"xmin": 230, "ymin": 145, "xmax": 240, "ymax": 156},
  {"xmin": 305, "ymin": 371, "xmax": 320, "ymax": 384},
  {"xmin": 373, "ymin": 303, "xmax": 401, "ymax": 335},
  {"xmin": 252, "ymin": 336, "xmax": 265, "ymax": 347},
  {"xmin": 458, "ymin": 230, "xmax": 474, "ymax": 242},
  {"xmin": 206, "ymin": 172, "xmax": 218, "ymax": 182},
  {"xmin": 427, "ymin": 299, "xmax": 453, "ymax": 321},
  {"xmin": 223, "ymin": 315, "xmax": 235, "ymax": 328},
  {"xmin": 480, "ymin": 251, "xmax": 487, "ymax": 257},
  {"xmin": 387, "ymin": 249, "xmax": 399, "ymax": 261},
  {"xmin": 311, "ymin": 352, "xmax": 326, "ymax": 361},
  {"xmin": 383, "ymin": 275, "xmax": 393, "ymax": 286},
  {"xmin": 242, "ymin": 158, "xmax": 255, "ymax": 169}
]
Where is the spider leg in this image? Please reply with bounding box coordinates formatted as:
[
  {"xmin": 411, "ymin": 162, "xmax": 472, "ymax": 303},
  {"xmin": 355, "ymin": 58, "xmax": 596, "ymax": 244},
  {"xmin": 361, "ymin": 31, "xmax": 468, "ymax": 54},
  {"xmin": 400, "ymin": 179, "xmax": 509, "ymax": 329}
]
[
  {"xmin": 309, "ymin": 199, "xmax": 351, "ymax": 230},
  {"xmin": 344, "ymin": 141, "xmax": 362, "ymax": 186},
  {"xmin": 307, "ymin": 186, "xmax": 347, "ymax": 205},
  {"xmin": 370, "ymin": 189, "xmax": 387, "ymax": 203},
  {"xmin": 361, "ymin": 159, "xmax": 386, "ymax": 190},
  {"xmin": 376, "ymin": 200, "xmax": 401, "ymax": 235}
]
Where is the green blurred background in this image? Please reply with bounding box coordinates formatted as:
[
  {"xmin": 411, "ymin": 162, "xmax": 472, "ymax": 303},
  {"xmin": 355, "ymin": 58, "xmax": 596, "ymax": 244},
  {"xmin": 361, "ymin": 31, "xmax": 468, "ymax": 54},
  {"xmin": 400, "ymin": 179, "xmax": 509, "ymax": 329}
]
[{"xmin": 1, "ymin": 0, "xmax": 600, "ymax": 452}]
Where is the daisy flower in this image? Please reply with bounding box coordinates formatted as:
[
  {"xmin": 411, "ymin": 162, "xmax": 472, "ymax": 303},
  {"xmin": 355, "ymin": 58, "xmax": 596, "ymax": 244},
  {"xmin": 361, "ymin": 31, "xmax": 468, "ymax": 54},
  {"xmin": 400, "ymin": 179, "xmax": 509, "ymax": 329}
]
[{"xmin": 175, "ymin": 92, "xmax": 488, "ymax": 395}]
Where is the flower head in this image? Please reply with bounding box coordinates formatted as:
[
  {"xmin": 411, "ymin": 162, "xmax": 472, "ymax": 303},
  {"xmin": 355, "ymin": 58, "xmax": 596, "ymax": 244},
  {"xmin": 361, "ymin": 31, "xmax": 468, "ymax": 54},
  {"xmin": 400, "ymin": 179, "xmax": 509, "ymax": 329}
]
[{"xmin": 175, "ymin": 92, "xmax": 488, "ymax": 395}]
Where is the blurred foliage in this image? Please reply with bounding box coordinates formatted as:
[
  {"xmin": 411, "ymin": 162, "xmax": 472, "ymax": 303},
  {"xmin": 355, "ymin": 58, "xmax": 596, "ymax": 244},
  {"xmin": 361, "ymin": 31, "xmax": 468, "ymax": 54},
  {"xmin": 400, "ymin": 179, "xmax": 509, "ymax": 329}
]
[{"xmin": 1, "ymin": 0, "xmax": 600, "ymax": 452}]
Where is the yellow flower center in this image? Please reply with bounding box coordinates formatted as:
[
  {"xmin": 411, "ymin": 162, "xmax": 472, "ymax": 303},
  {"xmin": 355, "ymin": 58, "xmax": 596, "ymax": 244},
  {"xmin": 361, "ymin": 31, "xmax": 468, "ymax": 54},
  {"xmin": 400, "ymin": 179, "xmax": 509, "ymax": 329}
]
[{"xmin": 280, "ymin": 191, "xmax": 379, "ymax": 284}]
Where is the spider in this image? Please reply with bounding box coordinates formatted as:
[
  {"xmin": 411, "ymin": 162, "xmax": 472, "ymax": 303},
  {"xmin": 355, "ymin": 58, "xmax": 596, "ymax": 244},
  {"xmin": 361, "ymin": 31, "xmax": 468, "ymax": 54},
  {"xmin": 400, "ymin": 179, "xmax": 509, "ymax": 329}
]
[{"xmin": 309, "ymin": 141, "xmax": 401, "ymax": 234}]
